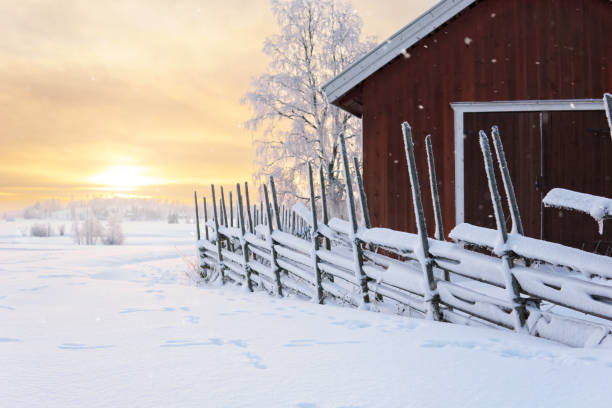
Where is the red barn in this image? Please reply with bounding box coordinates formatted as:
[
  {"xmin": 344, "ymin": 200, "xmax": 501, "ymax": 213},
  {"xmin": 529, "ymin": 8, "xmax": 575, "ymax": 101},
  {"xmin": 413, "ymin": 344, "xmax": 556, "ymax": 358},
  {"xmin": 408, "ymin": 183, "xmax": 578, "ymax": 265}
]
[{"xmin": 323, "ymin": 0, "xmax": 612, "ymax": 251}]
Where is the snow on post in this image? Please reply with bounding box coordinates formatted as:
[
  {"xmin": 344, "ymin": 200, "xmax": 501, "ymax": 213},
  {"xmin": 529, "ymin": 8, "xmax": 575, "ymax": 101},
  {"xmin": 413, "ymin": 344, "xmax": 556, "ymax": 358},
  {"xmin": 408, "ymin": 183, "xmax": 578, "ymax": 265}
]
[
  {"xmin": 401, "ymin": 122, "xmax": 441, "ymax": 321},
  {"xmin": 543, "ymin": 188, "xmax": 612, "ymax": 235},
  {"xmin": 236, "ymin": 183, "xmax": 254, "ymax": 292},
  {"xmin": 478, "ymin": 131, "xmax": 527, "ymax": 332}
]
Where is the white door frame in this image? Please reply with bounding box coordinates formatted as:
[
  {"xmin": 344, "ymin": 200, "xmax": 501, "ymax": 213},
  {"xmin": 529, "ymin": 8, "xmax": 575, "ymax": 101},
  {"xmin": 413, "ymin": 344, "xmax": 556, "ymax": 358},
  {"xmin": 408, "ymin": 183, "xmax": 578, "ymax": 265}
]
[{"xmin": 450, "ymin": 99, "xmax": 605, "ymax": 225}]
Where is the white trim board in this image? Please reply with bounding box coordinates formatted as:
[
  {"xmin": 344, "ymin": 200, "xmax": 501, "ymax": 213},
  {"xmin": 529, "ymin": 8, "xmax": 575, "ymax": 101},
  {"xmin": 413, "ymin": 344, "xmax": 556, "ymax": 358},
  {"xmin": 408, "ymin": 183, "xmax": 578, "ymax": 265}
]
[{"xmin": 451, "ymin": 99, "xmax": 606, "ymax": 225}]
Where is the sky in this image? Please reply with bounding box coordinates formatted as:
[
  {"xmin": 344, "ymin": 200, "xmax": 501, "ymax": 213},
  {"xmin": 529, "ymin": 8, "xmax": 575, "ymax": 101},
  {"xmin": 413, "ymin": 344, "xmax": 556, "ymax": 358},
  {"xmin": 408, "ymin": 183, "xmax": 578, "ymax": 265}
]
[{"xmin": 0, "ymin": 0, "xmax": 438, "ymax": 211}]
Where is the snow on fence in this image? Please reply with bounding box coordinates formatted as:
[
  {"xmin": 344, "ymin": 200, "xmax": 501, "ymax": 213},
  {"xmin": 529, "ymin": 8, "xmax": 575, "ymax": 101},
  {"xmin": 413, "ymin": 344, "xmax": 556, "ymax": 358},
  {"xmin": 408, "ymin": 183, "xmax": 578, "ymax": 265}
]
[{"xmin": 194, "ymin": 123, "xmax": 612, "ymax": 348}]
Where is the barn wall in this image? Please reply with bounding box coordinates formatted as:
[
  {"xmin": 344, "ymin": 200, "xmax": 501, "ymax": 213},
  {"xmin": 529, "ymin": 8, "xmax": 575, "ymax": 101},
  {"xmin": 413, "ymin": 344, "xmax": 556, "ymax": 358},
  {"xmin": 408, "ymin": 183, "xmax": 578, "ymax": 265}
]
[{"xmin": 361, "ymin": 0, "xmax": 612, "ymax": 236}]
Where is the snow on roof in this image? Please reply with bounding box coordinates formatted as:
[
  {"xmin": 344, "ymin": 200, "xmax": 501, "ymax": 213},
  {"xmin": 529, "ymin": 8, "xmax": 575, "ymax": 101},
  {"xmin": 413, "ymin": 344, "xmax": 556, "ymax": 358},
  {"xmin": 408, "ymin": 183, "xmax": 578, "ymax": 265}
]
[{"xmin": 322, "ymin": 0, "xmax": 477, "ymax": 104}]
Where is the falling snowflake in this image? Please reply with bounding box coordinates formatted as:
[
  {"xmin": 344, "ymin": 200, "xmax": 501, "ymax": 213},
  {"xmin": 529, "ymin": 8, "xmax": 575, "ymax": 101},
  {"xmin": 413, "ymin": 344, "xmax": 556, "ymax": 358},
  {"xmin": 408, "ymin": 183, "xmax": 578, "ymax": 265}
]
[
  {"xmin": 490, "ymin": 12, "xmax": 496, "ymax": 18},
  {"xmin": 418, "ymin": 104, "xmax": 424, "ymax": 110},
  {"xmin": 464, "ymin": 37, "xmax": 472, "ymax": 45},
  {"xmin": 491, "ymin": 58, "xmax": 497, "ymax": 63},
  {"xmin": 401, "ymin": 49, "xmax": 411, "ymax": 59}
]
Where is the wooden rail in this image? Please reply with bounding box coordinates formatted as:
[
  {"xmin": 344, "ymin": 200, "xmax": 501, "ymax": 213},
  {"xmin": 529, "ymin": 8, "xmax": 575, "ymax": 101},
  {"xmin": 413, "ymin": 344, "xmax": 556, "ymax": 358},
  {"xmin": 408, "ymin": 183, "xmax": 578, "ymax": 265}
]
[{"xmin": 194, "ymin": 123, "xmax": 612, "ymax": 348}]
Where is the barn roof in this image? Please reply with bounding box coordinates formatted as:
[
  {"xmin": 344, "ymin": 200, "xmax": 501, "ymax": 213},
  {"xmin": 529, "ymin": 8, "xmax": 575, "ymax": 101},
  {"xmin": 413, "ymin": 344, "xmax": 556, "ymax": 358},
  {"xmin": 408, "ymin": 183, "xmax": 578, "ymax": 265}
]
[{"xmin": 322, "ymin": 0, "xmax": 477, "ymax": 116}]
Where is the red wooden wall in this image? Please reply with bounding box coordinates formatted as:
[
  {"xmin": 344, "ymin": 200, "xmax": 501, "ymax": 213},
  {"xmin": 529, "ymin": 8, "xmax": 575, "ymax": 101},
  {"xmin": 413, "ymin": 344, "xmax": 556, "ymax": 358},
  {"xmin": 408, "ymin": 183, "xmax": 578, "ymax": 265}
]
[{"xmin": 352, "ymin": 0, "xmax": 612, "ymax": 242}]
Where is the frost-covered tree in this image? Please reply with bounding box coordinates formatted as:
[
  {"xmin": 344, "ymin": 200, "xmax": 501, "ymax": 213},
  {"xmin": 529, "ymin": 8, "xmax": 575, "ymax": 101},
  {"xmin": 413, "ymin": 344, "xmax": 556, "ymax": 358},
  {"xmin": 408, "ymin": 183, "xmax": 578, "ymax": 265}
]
[{"xmin": 243, "ymin": 0, "xmax": 375, "ymax": 217}]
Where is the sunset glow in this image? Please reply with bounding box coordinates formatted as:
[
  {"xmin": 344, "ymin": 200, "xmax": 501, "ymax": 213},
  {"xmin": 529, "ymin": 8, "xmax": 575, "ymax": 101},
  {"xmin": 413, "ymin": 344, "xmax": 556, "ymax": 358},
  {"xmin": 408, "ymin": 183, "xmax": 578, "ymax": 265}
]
[
  {"xmin": 0, "ymin": 0, "xmax": 437, "ymax": 211},
  {"xmin": 89, "ymin": 166, "xmax": 161, "ymax": 191}
]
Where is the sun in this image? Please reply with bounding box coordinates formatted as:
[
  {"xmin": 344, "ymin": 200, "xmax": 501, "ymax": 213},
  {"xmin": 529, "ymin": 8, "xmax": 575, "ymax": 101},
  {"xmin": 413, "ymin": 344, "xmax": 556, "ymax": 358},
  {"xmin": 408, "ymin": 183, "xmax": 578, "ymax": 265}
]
[{"xmin": 89, "ymin": 165, "xmax": 155, "ymax": 190}]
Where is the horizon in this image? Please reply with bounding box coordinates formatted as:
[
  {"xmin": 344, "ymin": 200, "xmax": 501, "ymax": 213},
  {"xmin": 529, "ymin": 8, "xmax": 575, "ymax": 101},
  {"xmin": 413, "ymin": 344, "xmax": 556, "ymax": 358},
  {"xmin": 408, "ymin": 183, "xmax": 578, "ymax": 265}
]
[{"xmin": 0, "ymin": 0, "xmax": 438, "ymax": 211}]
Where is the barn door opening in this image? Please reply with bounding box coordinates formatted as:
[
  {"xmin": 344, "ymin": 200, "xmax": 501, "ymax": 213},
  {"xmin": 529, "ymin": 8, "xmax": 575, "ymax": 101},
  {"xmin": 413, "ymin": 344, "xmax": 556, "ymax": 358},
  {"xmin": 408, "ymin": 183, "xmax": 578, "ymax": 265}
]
[
  {"xmin": 462, "ymin": 109, "xmax": 611, "ymax": 251},
  {"xmin": 541, "ymin": 110, "xmax": 612, "ymax": 252},
  {"xmin": 463, "ymin": 111, "xmax": 542, "ymax": 238}
]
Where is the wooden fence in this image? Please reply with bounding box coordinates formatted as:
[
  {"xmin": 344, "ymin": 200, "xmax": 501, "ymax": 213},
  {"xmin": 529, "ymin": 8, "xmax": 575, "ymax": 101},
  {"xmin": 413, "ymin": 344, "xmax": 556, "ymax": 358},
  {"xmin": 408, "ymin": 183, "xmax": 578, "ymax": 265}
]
[{"xmin": 194, "ymin": 122, "xmax": 612, "ymax": 348}]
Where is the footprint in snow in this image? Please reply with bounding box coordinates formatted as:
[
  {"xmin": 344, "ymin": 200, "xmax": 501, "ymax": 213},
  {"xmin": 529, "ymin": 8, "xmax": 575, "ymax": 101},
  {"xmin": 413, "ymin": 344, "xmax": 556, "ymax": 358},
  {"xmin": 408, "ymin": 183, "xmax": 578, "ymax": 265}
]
[
  {"xmin": 421, "ymin": 340, "xmax": 478, "ymax": 349},
  {"xmin": 0, "ymin": 305, "xmax": 15, "ymax": 311},
  {"xmin": 119, "ymin": 307, "xmax": 175, "ymax": 314},
  {"xmin": 284, "ymin": 339, "xmax": 362, "ymax": 347},
  {"xmin": 284, "ymin": 339, "xmax": 315, "ymax": 347},
  {"xmin": 59, "ymin": 343, "xmax": 114, "ymax": 350},
  {"xmin": 183, "ymin": 315, "xmax": 200, "ymax": 324},
  {"xmin": 19, "ymin": 285, "xmax": 48, "ymax": 292},
  {"xmin": 160, "ymin": 339, "xmax": 214, "ymax": 347},
  {"xmin": 244, "ymin": 352, "xmax": 267, "ymax": 369},
  {"xmin": 0, "ymin": 338, "xmax": 21, "ymax": 343},
  {"xmin": 331, "ymin": 320, "xmax": 370, "ymax": 329},
  {"xmin": 160, "ymin": 338, "xmax": 247, "ymax": 348}
]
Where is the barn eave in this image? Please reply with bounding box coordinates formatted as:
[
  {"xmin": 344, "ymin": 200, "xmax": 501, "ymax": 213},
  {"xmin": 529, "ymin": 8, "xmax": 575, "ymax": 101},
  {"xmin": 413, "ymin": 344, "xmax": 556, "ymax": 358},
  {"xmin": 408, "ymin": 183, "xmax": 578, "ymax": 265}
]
[{"xmin": 322, "ymin": 0, "xmax": 478, "ymax": 115}]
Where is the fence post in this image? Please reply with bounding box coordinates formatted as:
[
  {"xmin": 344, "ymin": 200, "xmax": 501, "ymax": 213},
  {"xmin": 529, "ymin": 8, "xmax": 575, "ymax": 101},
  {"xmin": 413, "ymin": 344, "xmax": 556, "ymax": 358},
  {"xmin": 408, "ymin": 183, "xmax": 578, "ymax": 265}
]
[
  {"xmin": 220, "ymin": 186, "xmax": 229, "ymax": 227},
  {"xmin": 425, "ymin": 135, "xmax": 444, "ymax": 241},
  {"xmin": 339, "ymin": 133, "xmax": 370, "ymax": 306},
  {"xmin": 264, "ymin": 184, "xmax": 283, "ymax": 296},
  {"xmin": 194, "ymin": 191, "xmax": 201, "ymax": 241},
  {"xmin": 319, "ymin": 165, "xmax": 331, "ymax": 250},
  {"xmin": 491, "ymin": 126, "xmax": 524, "ymax": 236},
  {"xmin": 203, "ymin": 196, "xmax": 209, "ymax": 241},
  {"xmin": 425, "ymin": 135, "xmax": 449, "ymax": 283},
  {"xmin": 244, "ymin": 182, "xmax": 254, "ymax": 234},
  {"xmin": 308, "ymin": 162, "xmax": 324, "ymax": 303},
  {"xmin": 401, "ymin": 122, "xmax": 441, "ymax": 321},
  {"xmin": 269, "ymin": 176, "xmax": 283, "ymax": 231},
  {"xmin": 353, "ymin": 157, "xmax": 371, "ymax": 229},
  {"xmin": 479, "ymin": 131, "xmax": 527, "ymax": 332},
  {"xmin": 229, "ymin": 191, "xmax": 234, "ymax": 228},
  {"xmin": 237, "ymin": 183, "xmax": 253, "ymax": 292},
  {"xmin": 211, "ymin": 184, "xmax": 225, "ymax": 283}
]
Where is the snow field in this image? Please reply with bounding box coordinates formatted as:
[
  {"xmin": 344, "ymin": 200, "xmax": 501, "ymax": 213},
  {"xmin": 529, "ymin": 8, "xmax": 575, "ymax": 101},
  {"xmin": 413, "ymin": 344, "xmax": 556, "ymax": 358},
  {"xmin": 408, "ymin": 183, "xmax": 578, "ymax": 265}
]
[{"xmin": 1, "ymin": 220, "xmax": 612, "ymax": 407}]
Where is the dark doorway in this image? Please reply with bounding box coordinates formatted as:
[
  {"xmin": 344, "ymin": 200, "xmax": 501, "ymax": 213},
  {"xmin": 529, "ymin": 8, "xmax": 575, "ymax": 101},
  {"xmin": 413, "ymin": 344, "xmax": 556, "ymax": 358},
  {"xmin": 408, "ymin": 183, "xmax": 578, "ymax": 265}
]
[{"xmin": 463, "ymin": 109, "xmax": 611, "ymax": 253}]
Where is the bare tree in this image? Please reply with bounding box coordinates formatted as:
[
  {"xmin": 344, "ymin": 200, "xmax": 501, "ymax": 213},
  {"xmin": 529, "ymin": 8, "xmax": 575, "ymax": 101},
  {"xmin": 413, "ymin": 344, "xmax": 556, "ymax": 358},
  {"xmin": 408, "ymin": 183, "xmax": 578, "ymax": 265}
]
[{"xmin": 243, "ymin": 0, "xmax": 375, "ymax": 217}]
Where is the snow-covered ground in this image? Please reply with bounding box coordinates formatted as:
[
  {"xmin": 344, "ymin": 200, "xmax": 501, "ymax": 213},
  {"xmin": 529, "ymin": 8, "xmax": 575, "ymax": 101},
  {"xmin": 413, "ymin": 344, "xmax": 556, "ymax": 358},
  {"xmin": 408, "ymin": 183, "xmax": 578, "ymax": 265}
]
[{"xmin": 1, "ymin": 220, "xmax": 611, "ymax": 407}]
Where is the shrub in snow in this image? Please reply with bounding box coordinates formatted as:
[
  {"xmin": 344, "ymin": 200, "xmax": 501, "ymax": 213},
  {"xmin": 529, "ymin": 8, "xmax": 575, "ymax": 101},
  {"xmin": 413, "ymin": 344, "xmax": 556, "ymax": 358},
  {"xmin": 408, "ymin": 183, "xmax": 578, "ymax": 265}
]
[
  {"xmin": 103, "ymin": 213, "xmax": 124, "ymax": 245},
  {"xmin": 167, "ymin": 212, "xmax": 179, "ymax": 224},
  {"xmin": 30, "ymin": 223, "xmax": 52, "ymax": 237},
  {"xmin": 72, "ymin": 210, "xmax": 104, "ymax": 245}
]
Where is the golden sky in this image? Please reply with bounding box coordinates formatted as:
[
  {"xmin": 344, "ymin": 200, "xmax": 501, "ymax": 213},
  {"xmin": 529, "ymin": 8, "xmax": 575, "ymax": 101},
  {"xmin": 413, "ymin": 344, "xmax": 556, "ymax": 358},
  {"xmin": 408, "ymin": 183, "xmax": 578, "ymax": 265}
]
[{"xmin": 0, "ymin": 0, "xmax": 437, "ymax": 211}]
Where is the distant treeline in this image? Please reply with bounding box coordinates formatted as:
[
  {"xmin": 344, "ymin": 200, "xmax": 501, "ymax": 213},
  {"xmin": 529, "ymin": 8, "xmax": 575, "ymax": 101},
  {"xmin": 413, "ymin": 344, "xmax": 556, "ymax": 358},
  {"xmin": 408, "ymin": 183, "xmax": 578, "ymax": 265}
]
[{"xmin": 18, "ymin": 197, "xmax": 192, "ymax": 222}]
